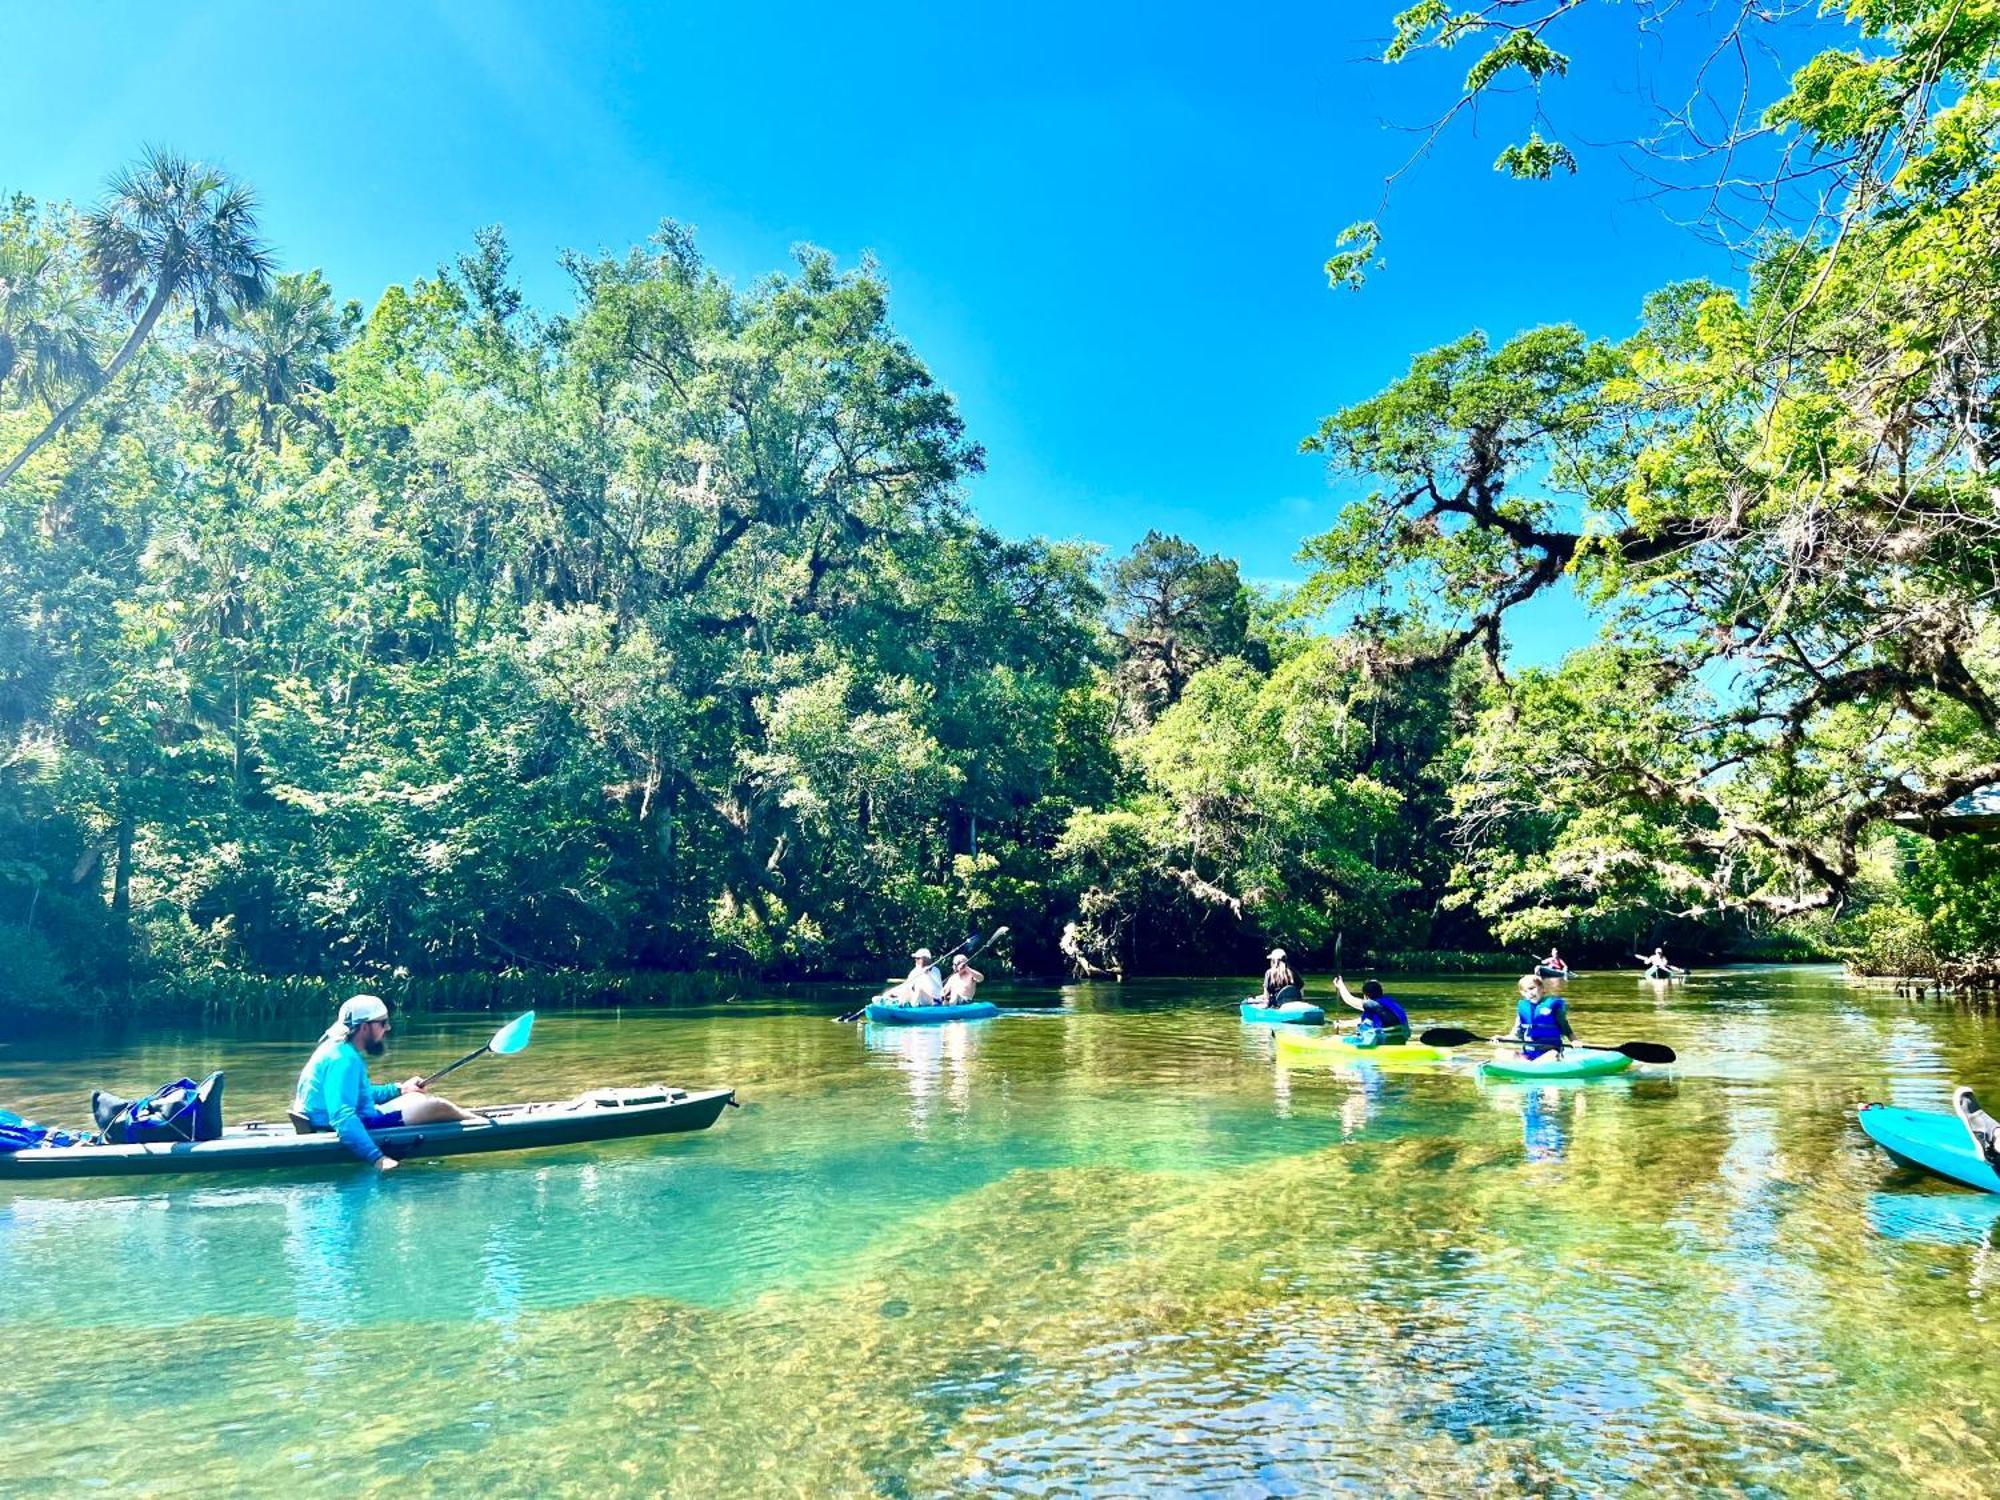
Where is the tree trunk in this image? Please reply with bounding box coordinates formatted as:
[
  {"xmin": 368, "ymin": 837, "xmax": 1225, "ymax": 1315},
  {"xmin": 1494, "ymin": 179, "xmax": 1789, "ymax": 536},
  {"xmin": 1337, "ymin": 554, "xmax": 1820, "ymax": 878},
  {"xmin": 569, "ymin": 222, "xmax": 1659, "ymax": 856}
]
[
  {"xmin": 0, "ymin": 281, "xmax": 175, "ymax": 489},
  {"xmin": 110, "ymin": 808, "xmax": 135, "ymax": 987}
]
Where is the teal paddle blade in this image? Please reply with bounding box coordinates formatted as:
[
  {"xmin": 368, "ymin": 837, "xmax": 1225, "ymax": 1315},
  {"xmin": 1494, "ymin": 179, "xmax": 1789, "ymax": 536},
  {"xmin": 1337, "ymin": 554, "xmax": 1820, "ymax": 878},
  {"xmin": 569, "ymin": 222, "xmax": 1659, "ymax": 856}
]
[{"xmin": 490, "ymin": 1010, "xmax": 535, "ymax": 1056}]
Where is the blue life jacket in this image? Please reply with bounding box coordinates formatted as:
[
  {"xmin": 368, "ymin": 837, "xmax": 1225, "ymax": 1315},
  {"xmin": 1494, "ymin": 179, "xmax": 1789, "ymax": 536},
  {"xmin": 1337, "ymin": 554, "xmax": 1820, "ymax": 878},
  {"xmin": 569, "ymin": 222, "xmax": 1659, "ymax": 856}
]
[
  {"xmin": 1360, "ymin": 1000, "xmax": 1408, "ymax": 1032},
  {"xmin": 1517, "ymin": 993, "xmax": 1567, "ymax": 1046}
]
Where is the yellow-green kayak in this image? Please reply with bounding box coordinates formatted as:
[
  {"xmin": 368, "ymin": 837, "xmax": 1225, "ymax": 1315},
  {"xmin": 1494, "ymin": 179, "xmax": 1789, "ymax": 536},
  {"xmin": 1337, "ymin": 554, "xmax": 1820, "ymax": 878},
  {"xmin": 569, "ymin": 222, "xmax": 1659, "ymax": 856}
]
[{"xmin": 1274, "ymin": 1030, "xmax": 1449, "ymax": 1066}]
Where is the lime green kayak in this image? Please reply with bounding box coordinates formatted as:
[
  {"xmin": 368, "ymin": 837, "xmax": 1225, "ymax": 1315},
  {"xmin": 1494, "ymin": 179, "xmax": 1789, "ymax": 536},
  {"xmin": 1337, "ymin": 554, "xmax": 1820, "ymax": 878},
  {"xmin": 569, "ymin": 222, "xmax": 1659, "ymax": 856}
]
[
  {"xmin": 1275, "ymin": 1030, "xmax": 1448, "ymax": 1066},
  {"xmin": 1480, "ymin": 1049, "xmax": 1632, "ymax": 1080}
]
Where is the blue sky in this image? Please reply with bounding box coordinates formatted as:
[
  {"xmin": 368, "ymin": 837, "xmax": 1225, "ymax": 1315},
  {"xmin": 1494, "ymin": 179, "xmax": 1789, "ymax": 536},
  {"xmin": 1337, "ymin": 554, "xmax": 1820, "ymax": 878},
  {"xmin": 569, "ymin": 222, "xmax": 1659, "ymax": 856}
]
[{"xmin": 0, "ymin": 0, "xmax": 1817, "ymax": 661}]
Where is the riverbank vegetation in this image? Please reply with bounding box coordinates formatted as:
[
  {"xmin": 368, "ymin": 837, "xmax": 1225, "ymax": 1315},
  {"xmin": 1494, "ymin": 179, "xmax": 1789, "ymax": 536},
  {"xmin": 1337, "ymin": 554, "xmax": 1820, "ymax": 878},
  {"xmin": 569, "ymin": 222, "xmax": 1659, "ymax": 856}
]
[{"xmin": 5, "ymin": 1, "xmax": 1998, "ymax": 1018}]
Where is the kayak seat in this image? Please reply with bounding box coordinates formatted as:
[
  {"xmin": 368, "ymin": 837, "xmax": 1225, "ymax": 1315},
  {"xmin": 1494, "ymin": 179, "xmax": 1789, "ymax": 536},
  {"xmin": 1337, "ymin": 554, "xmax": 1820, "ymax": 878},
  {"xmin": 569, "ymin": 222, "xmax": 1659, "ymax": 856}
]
[{"xmin": 288, "ymin": 1110, "xmax": 319, "ymax": 1135}]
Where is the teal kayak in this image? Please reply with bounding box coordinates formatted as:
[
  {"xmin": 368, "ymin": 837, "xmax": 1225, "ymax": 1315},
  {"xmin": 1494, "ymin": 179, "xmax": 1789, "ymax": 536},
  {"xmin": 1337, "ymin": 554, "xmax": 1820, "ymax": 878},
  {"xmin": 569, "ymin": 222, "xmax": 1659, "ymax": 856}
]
[
  {"xmin": 1858, "ymin": 1104, "xmax": 2000, "ymax": 1194},
  {"xmin": 1240, "ymin": 999, "xmax": 1326, "ymax": 1025},
  {"xmin": 1481, "ymin": 1049, "xmax": 1632, "ymax": 1080},
  {"xmin": 864, "ymin": 1000, "xmax": 1000, "ymax": 1025}
]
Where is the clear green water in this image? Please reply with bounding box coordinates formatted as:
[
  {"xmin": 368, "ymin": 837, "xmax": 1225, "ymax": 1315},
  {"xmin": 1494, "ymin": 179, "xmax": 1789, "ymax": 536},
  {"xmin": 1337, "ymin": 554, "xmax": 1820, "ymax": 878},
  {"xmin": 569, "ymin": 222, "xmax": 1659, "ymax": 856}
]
[{"xmin": 3, "ymin": 967, "xmax": 1999, "ymax": 1496}]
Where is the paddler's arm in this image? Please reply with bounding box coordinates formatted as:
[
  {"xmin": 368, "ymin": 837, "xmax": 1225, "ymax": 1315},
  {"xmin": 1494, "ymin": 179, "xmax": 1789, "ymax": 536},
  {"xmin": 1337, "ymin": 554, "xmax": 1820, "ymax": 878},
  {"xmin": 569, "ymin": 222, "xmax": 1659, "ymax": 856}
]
[
  {"xmin": 322, "ymin": 1049, "xmax": 387, "ymax": 1164},
  {"xmin": 1330, "ymin": 976, "xmax": 1364, "ymax": 1014}
]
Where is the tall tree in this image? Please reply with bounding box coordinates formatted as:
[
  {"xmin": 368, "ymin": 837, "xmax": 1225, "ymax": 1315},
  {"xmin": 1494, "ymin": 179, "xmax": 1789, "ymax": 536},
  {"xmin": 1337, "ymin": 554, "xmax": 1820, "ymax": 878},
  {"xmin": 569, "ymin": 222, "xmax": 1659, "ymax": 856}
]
[
  {"xmin": 1307, "ymin": 1, "xmax": 2000, "ymax": 927},
  {"xmin": 1106, "ymin": 530, "xmax": 1255, "ymax": 727},
  {"xmin": 0, "ymin": 147, "xmax": 272, "ymax": 488}
]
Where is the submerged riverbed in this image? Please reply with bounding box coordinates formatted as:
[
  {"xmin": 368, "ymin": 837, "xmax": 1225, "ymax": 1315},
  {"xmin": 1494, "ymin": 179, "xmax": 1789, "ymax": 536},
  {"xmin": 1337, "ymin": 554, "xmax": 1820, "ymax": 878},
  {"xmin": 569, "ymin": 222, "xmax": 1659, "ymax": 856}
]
[{"xmin": 1, "ymin": 966, "xmax": 1997, "ymax": 1495}]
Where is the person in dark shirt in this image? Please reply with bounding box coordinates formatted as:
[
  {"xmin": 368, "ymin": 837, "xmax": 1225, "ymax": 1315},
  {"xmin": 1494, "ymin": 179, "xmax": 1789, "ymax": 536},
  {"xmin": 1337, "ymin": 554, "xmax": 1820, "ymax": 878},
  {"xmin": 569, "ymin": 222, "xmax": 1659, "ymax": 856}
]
[
  {"xmin": 1261, "ymin": 948, "xmax": 1301, "ymax": 1006},
  {"xmin": 1331, "ymin": 976, "xmax": 1411, "ymax": 1045}
]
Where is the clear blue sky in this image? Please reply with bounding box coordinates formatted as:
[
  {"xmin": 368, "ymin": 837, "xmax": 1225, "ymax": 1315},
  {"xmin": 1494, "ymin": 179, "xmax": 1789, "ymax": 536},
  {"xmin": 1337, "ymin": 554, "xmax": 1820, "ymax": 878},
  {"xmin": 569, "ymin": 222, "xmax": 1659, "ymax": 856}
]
[{"xmin": 0, "ymin": 0, "xmax": 1804, "ymax": 660}]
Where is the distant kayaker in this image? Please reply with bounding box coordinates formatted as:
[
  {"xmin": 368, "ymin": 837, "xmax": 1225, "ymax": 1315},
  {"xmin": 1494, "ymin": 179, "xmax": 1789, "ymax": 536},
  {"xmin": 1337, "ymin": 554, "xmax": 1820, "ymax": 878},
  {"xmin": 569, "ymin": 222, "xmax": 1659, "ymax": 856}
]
[
  {"xmin": 1955, "ymin": 1087, "xmax": 2000, "ymax": 1170},
  {"xmin": 1640, "ymin": 947, "xmax": 1674, "ymax": 976},
  {"xmin": 1330, "ymin": 976, "xmax": 1411, "ymax": 1045},
  {"xmin": 1506, "ymin": 974, "xmax": 1574, "ymax": 1058},
  {"xmin": 895, "ymin": 948, "xmax": 945, "ymax": 1004},
  {"xmin": 1540, "ymin": 949, "xmax": 1568, "ymax": 975},
  {"xmin": 293, "ymin": 995, "xmax": 482, "ymax": 1171},
  {"xmin": 1261, "ymin": 949, "xmax": 1301, "ymax": 1007},
  {"xmin": 943, "ymin": 953, "xmax": 985, "ymax": 1002}
]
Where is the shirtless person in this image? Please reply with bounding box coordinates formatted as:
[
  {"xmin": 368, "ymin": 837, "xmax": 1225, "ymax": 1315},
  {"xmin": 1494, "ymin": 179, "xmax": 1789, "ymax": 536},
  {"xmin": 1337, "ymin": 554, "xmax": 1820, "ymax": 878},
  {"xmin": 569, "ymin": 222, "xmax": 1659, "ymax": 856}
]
[{"xmin": 943, "ymin": 953, "xmax": 985, "ymax": 1002}]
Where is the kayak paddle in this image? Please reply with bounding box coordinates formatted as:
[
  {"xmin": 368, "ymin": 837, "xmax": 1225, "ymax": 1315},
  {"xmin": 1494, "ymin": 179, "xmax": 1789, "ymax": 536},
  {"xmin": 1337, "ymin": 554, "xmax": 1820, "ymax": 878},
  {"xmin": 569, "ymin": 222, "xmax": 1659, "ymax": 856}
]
[
  {"xmin": 835, "ymin": 925, "xmax": 1013, "ymax": 1023},
  {"xmin": 419, "ymin": 1010, "xmax": 536, "ymax": 1088},
  {"xmin": 836, "ymin": 932, "xmax": 979, "ymax": 1023},
  {"xmin": 1417, "ymin": 1027, "xmax": 1676, "ymax": 1064}
]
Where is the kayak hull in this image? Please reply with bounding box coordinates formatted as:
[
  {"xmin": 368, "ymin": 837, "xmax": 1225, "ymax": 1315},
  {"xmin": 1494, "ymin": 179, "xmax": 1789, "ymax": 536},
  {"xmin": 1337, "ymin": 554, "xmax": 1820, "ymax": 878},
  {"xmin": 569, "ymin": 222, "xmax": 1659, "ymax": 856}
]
[
  {"xmin": 864, "ymin": 1000, "xmax": 1000, "ymax": 1025},
  {"xmin": 1481, "ymin": 1050, "xmax": 1633, "ymax": 1080},
  {"xmin": 1534, "ymin": 965, "xmax": 1572, "ymax": 981},
  {"xmin": 1240, "ymin": 1000, "xmax": 1327, "ymax": 1025},
  {"xmin": 1859, "ymin": 1104, "xmax": 2000, "ymax": 1194},
  {"xmin": 0, "ymin": 1086, "xmax": 734, "ymax": 1181},
  {"xmin": 1275, "ymin": 1031, "xmax": 1447, "ymax": 1066}
]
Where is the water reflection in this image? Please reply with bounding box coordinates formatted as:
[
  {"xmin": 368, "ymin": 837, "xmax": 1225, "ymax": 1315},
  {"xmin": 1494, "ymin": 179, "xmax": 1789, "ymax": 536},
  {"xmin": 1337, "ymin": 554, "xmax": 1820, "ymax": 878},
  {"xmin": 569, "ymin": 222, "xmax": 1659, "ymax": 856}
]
[{"xmin": 861, "ymin": 1018, "xmax": 985, "ymax": 1127}]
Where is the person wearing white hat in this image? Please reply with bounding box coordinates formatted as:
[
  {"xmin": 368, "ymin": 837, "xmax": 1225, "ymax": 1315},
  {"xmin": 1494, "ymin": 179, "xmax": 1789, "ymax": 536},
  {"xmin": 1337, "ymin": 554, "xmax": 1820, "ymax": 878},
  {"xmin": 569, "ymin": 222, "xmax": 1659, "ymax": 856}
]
[
  {"xmin": 893, "ymin": 948, "xmax": 946, "ymax": 1004},
  {"xmin": 292, "ymin": 994, "xmax": 481, "ymax": 1170},
  {"xmin": 1260, "ymin": 948, "xmax": 1302, "ymax": 1008}
]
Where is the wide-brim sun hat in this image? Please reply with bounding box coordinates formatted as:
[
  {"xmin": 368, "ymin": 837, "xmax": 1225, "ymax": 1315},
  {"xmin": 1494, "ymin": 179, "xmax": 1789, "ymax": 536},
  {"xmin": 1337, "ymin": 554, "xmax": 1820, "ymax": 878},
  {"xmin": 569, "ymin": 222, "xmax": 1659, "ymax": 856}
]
[{"xmin": 1267, "ymin": 949, "xmax": 1286, "ymax": 961}]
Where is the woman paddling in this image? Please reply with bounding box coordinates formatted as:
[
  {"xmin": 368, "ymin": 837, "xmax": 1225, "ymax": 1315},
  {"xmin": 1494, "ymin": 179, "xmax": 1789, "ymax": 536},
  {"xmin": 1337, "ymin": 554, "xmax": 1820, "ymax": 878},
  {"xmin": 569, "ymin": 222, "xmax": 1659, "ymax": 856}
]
[{"xmin": 1260, "ymin": 948, "xmax": 1302, "ymax": 1007}]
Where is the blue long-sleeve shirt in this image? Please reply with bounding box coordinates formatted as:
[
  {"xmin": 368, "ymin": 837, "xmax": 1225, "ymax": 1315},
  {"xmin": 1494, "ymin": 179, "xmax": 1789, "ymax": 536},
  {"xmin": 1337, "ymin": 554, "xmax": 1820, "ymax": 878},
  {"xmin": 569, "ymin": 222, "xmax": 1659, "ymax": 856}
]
[{"xmin": 294, "ymin": 1038, "xmax": 402, "ymax": 1162}]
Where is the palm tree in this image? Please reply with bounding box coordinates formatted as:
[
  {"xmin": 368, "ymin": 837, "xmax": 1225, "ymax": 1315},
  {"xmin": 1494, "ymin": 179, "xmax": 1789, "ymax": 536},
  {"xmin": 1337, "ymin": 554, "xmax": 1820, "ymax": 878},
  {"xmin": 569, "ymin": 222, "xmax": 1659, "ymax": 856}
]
[
  {"xmin": 0, "ymin": 147, "xmax": 273, "ymax": 488},
  {"xmin": 192, "ymin": 269, "xmax": 346, "ymax": 446},
  {"xmin": 0, "ymin": 217, "xmax": 102, "ymax": 409}
]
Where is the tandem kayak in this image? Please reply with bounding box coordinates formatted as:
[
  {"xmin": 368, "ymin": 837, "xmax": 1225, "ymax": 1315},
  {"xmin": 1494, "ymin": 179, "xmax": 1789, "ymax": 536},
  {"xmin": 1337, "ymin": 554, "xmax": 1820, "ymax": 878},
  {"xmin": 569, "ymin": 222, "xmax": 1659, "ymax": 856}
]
[
  {"xmin": 1480, "ymin": 1049, "xmax": 1633, "ymax": 1081},
  {"xmin": 1240, "ymin": 999, "xmax": 1327, "ymax": 1025},
  {"xmin": 863, "ymin": 1000, "xmax": 1000, "ymax": 1025},
  {"xmin": 1274, "ymin": 1030, "xmax": 1448, "ymax": 1066},
  {"xmin": 0, "ymin": 1085, "xmax": 736, "ymax": 1181},
  {"xmin": 1858, "ymin": 1104, "xmax": 2000, "ymax": 1194}
]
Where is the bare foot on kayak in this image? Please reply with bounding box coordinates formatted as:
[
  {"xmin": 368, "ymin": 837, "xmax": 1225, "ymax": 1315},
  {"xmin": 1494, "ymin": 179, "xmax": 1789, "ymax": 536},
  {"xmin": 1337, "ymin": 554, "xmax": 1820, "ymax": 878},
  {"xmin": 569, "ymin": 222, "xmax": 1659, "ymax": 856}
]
[{"xmin": 1953, "ymin": 1086, "xmax": 2000, "ymax": 1169}]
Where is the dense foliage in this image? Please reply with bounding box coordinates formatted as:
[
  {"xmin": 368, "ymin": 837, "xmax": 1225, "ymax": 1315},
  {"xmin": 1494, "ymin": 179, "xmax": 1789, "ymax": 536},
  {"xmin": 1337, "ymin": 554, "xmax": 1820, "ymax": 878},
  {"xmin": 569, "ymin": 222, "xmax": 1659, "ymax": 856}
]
[
  {"xmin": 13, "ymin": 0, "xmax": 2000, "ymax": 1013},
  {"xmin": 1306, "ymin": 0, "xmax": 2000, "ymax": 976},
  {"xmin": 0, "ymin": 171, "xmax": 1490, "ymax": 1015}
]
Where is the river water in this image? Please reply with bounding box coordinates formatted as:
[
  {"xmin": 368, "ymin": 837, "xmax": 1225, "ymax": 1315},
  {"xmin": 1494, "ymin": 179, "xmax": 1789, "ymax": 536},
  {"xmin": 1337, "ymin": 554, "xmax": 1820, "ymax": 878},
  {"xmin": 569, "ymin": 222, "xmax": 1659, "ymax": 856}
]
[{"xmin": 0, "ymin": 966, "xmax": 1996, "ymax": 1496}]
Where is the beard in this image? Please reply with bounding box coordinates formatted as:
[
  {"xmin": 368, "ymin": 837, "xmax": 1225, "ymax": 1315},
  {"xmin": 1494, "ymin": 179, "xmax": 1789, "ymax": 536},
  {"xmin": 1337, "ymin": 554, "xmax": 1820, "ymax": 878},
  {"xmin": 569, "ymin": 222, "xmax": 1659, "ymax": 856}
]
[{"xmin": 362, "ymin": 1036, "xmax": 387, "ymax": 1057}]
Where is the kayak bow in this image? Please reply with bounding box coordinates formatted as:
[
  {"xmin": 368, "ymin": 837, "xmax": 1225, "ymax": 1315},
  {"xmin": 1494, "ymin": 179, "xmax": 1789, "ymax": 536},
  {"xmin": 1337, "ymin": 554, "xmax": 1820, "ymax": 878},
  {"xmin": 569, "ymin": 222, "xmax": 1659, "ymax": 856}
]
[{"xmin": 1858, "ymin": 1104, "xmax": 2000, "ymax": 1194}]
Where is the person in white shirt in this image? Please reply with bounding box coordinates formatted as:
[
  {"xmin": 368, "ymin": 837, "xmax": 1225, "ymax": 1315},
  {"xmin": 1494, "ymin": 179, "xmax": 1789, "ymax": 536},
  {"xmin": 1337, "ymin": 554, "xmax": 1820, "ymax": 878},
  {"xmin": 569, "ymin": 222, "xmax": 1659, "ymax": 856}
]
[{"xmin": 897, "ymin": 947, "xmax": 945, "ymax": 1003}]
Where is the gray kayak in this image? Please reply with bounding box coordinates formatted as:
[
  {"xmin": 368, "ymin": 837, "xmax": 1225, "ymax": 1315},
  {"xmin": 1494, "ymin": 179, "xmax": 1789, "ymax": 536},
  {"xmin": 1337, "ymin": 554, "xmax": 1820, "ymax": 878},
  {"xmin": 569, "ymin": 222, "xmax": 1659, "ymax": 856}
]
[{"xmin": 0, "ymin": 1085, "xmax": 735, "ymax": 1180}]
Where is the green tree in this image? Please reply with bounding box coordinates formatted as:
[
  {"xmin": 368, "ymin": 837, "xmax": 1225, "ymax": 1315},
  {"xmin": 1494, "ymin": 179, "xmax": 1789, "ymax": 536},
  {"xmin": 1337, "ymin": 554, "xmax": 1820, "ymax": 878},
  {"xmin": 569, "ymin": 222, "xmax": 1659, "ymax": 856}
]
[
  {"xmin": 1107, "ymin": 529, "xmax": 1257, "ymax": 727},
  {"xmin": 0, "ymin": 147, "xmax": 271, "ymax": 488}
]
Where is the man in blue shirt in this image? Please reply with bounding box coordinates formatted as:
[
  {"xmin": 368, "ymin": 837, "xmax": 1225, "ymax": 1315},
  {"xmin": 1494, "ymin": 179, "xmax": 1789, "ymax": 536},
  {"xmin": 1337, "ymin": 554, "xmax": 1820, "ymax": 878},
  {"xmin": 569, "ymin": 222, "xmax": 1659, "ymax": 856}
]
[{"xmin": 294, "ymin": 995, "xmax": 482, "ymax": 1170}]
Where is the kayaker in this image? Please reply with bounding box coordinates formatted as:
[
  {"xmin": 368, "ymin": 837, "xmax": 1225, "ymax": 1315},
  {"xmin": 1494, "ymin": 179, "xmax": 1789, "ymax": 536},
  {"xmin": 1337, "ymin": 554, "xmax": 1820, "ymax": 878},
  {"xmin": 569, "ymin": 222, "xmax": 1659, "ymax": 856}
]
[
  {"xmin": 1540, "ymin": 949, "xmax": 1568, "ymax": 976},
  {"xmin": 1955, "ymin": 1087, "xmax": 2000, "ymax": 1170},
  {"xmin": 1505, "ymin": 974, "xmax": 1574, "ymax": 1059},
  {"xmin": 1330, "ymin": 975, "xmax": 1411, "ymax": 1045},
  {"xmin": 943, "ymin": 953, "xmax": 985, "ymax": 1002},
  {"xmin": 293, "ymin": 995, "xmax": 482, "ymax": 1171},
  {"xmin": 1261, "ymin": 949, "xmax": 1301, "ymax": 1007},
  {"xmin": 896, "ymin": 948, "xmax": 945, "ymax": 1004},
  {"xmin": 1640, "ymin": 947, "xmax": 1674, "ymax": 977}
]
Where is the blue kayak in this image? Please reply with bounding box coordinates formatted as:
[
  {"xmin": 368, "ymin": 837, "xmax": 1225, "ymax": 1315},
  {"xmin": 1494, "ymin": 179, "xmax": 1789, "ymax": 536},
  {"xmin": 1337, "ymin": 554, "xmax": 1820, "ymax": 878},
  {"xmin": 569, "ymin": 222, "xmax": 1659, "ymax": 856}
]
[
  {"xmin": 1240, "ymin": 999, "xmax": 1326, "ymax": 1025},
  {"xmin": 1859, "ymin": 1104, "xmax": 2000, "ymax": 1193},
  {"xmin": 864, "ymin": 1000, "xmax": 1000, "ymax": 1025}
]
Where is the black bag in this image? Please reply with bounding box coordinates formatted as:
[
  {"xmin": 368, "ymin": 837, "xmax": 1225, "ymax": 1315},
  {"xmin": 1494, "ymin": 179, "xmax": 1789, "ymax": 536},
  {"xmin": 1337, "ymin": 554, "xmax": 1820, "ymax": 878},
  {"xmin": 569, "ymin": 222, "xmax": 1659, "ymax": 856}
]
[{"xmin": 92, "ymin": 1072, "xmax": 225, "ymax": 1144}]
